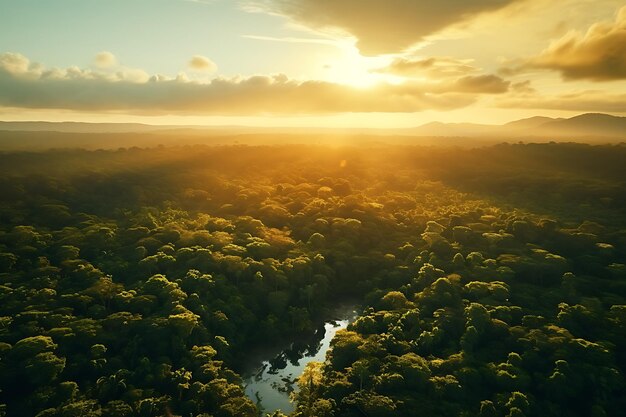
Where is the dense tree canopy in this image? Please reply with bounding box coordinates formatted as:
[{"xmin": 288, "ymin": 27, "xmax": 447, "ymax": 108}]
[{"xmin": 0, "ymin": 142, "xmax": 624, "ymax": 416}]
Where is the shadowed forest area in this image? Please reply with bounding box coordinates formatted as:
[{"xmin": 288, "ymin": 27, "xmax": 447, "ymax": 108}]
[{"xmin": 0, "ymin": 142, "xmax": 625, "ymax": 417}]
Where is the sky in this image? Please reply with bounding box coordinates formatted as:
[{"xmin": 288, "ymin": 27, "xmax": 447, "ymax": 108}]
[{"xmin": 0, "ymin": 0, "xmax": 625, "ymax": 127}]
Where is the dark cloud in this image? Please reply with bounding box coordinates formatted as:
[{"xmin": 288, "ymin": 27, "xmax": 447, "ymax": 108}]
[
  {"xmin": 448, "ymin": 74, "xmax": 510, "ymax": 94},
  {"xmin": 528, "ymin": 6, "xmax": 626, "ymax": 81},
  {"xmin": 511, "ymin": 80, "xmax": 536, "ymax": 94},
  {"xmin": 250, "ymin": 0, "xmax": 528, "ymax": 55}
]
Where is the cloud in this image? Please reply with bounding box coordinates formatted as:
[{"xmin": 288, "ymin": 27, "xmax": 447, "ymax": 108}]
[
  {"xmin": 375, "ymin": 56, "xmax": 478, "ymax": 78},
  {"xmin": 94, "ymin": 51, "xmax": 118, "ymax": 69},
  {"xmin": 248, "ymin": 0, "xmax": 528, "ymax": 55},
  {"xmin": 511, "ymin": 80, "xmax": 535, "ymax": 94},
  {"xmin": 449, "ymin": 74, "xmax": 510, "ymax": 94},
  {"xmin": 0, "ymin": 52, "xmax": 31, "ymax": 73},
  {"xmin": 374, "ymin": 57, "xmax": 509, "ymax": 93},
  {"xmin": 188, "ymin": 55, "xmax": 218, "ymax": 72},
  {"xmin": 3, "ymin": 52, "xmax": 151, "ymax": 83},
  {"xmin": 0, "ymin": 52, "xmax": 499, "ymax": 115},
  {"xmin": 527, "ymin": 6, "xmax": 626, "ymax": 81},
  {"xmin": 499, "ymin": 90, "xmax": 626, "ymax": 113},
  {"xmin": 180, "ymin": 0, "xmax": 217, "ymax": 4},
  {"xmin": 243, "ymin": 34, "xmax": 338, "ymax": 45}
]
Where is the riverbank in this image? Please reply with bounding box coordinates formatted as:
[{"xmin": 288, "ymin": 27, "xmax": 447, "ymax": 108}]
[{"xmin": 243, "ymin": 304, "xmax": 359, "ymax": 414}]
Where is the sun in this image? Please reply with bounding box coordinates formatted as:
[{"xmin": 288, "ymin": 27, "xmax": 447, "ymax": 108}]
[{"xmin": 322, "ymin": 42, "xmax": 405, "ymax": 88}]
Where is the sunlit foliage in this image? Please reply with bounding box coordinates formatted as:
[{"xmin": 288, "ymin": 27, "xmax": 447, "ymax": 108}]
[{"xmin": 0, "ymin": 143, "xmax": 624, "ymax": 416}]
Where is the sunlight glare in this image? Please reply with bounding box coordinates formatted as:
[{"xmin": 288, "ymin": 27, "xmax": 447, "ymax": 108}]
[{"xmin": 324, "ymin": 42, "xmax": 403, "ymax": 88}]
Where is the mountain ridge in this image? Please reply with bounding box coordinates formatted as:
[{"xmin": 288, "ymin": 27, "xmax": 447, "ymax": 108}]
[
  {"xmin": 0, "ymin": 113, "xmax": 624, "ymax": 140},
  {"xmin": 407, "ymin": 113, "xmax": 625, "ymax": 140}
]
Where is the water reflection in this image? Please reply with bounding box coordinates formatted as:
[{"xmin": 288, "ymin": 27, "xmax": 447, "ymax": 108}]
[{"xmin": 244, "ymin": 317, "xmax": 352, "ymax": 414}]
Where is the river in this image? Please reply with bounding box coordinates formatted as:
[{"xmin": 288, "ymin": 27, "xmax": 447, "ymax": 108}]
[{"xmin": 243, "ymin": 307, "xmax": 357, "ymax": 414}]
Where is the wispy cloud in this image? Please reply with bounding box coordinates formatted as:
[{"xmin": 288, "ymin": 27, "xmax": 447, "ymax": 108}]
[
  {"xmin": 242, "ymin": 35, "xmax": 340, "ymax": 46},
  {"xmin": 373, "ymin": 56, "xmax": 478, "ymax": 79},
  {"xmin": 178, "ymin": 0, "xmax": 217, "ymax": 5}
]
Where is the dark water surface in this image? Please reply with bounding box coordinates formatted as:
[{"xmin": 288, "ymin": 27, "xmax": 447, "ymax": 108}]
[{"xmin": 243, "ymin": 307, "xmax": 357, "ymax": 414}]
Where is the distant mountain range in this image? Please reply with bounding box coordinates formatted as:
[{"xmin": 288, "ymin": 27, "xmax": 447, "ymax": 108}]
[
  {"xmin": 404, "ymin": 113, "xmax": 626, "ymax": 140},
  {"xmin": 0, "ymin": 113, "xmax": 624, "ymax": 142},
  {"xmin": 0, "ymin": 121, "xmax": 165, "ymax": 133}
]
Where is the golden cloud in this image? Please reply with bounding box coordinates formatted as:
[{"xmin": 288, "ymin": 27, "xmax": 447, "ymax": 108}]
[
  {"xmin": 373, "ymin": 56, "xmax": 508, "ymax": 93},
  {"xmin": 529, "ymin": 6, "xmax": 626, "ymax": 81},
  {"xmin": 94, "ymin": 51, "xmax": 118, "ymax": 69},
  {"xmin": 188, "ymin": 55, "xmax": 218, "ymax": 72},
  {"xmin": 250, "ymin": 0, "xmax": 528, "ymax": 55},
  {"xmin": 511, "ymin": 80, "xmax": 535, "ymax": 94},
  {"xmin": 446, "ymin": 75, "xmax": 510, "ymax": 94},
  {"xmin": 374, "ymin": 56, "xmax": 478, "ymax": 78},
  {"xmin": 0, "ymin": 53, "xmax": 508, "ymax": 115}
]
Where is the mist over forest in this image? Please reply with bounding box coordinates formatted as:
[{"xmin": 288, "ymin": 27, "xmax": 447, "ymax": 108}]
[
  {"xmin": 0, "ymin": 112, "xmax": 625, "ymax": 151},
  {"xmin": 0, "ymin": 137, "xmax": 625, "ymax": 417}
]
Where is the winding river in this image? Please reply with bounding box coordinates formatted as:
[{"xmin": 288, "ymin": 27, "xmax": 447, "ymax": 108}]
[{"xmin": 243, "ymin": 308, "xmax": 357, "ymax": 414}]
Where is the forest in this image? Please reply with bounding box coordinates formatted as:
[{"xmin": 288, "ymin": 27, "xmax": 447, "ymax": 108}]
[{"xmin": 0, "ymin": 142, "xmax": 625, "ymax": 417}]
